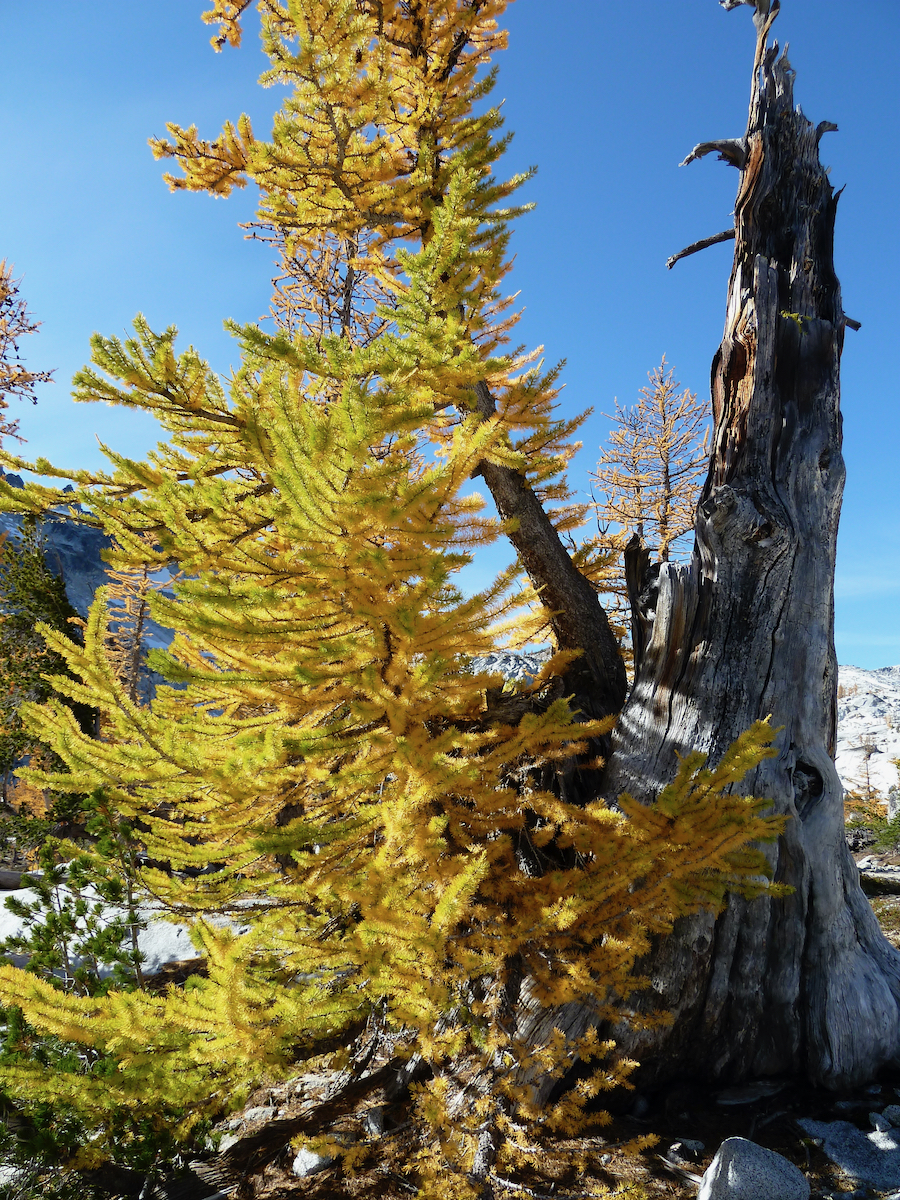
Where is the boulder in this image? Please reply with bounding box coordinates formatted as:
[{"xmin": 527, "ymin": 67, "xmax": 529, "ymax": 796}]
[{"xmin": 697, "ymin": 1137, "xmax": 809, "ymax": 1200}]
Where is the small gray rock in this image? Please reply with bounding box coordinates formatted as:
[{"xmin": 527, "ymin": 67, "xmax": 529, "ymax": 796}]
[
  {"xmin": 363, "ymin": 1106, "xmax": 385, "ymax": 1137},
  {"xmin": 714, "ymin": 1080, "xmax": 788, "ymax": 1106},
  {"xmin": 241, "ymin": 1105, "xmax": 277, "ymax": 1124},
  {"xmin": 697, "ymin": 1137, "xmax": 809, "ymax": 1200},
  {"xmin": 292, "ymin": 1146, "xmax": 333, "ymax": 1177},
  {"xmin": 871, "ymin": 1112, "xmax": 893, "ymax": 1132},
  {"xmin": 630, "ymin": 1094, "xmax": 650, "ymax": 1118},
  {"xmin": 669, "ymin": 1139, "xmax": 705, "ymax": 1163},
  {"xmin": 678, "ymin": 1138, "xmax": 706, "ymax": 1156}
]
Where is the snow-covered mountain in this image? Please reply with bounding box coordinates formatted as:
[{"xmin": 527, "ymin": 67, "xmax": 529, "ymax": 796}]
[{"xmin": 836, "ymin": 665, "xmax": 900, "ymax": 803}]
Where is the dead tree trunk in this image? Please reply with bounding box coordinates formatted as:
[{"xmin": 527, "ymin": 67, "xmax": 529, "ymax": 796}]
[{"xmin": 600, "ymin": 0, "xmax": 900, "ymax": 1089}]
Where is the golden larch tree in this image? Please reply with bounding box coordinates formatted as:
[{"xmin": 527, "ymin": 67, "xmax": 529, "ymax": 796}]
[{"xmin": 0, "ymin": 5, "xmax": 788, "ymax": 1197}]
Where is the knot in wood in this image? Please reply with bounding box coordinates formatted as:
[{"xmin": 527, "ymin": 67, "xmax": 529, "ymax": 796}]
[{"xmin": 700, "ymin": 485, "xmax": 737, "ymax": 531}]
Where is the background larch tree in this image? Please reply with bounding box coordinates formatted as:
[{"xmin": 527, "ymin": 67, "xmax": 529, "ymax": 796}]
[
  {"xmin": 592, "ymin": 359, "xmax": 708, "ymax": 568},
  {"xmin": 0, "ymin": 262, "xmax": 52, "ymax": 448},
  {"xmin": 591, "ymin": 359, "xmax": 708, "ymax": 668}
]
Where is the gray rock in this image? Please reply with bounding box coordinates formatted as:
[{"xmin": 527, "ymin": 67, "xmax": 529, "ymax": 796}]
[
  {"xmin": 241, "ymin": 1105, "xmax": 277, "ymax": 1125},
  {"xmin": 697, "ymin": 1137, "xmax": 809, "ymax": 1200},
  {"xmin": 292, "ymin": 1146, "xmax": 333, "ymax": 1177},
  {"xmin": 669, "ymin": 1138, "xmax": 705, "ymax": 1162},
  {"xmin": 39, "ymin": 513, "xmax": 114, "ymax": 619},
  {"xmin": 363, "ymin": 1106, "xmax": 385, "ymax": 1136},
  {"xmin": 677, "ymin": 1138, "xmax": 706, "ymax": 1156},
  {"xmin": 629, "ymin": 1093, "xmax": 650, "ymax": 1118},
  {"xmin": 883, "ymin": 1105, "xmax": 900, "ymax": 1127},
  {"xmin": 797, "ymin": 1117, "xmax": 900, "ymax": 1192},
  {"xmin": 871, "ymin": 1111, "xmax": 893, "ymax": 1132},
  {"xmin": 714, "ymin": 1079, "xmax": 788, "ymax": 1106}
]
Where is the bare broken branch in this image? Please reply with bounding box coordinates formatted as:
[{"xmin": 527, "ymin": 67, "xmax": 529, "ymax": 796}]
[
  {"xmin": 666, "ymin": 228, "xmax": 736, "ymax": 270},
  {"xmin": 680, "ymin": 138, "xmax": 747, "ymax": 170},
  {"xmin": 720, "ymin": 0, "xmax": 781, "ymax": 30},
  {"xmin": 816, "ymin": 120, "xmax": 839, "ymax": 143}
]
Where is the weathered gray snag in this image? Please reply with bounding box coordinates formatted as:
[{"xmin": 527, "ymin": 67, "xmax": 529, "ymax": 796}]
[{"xmin": 601, "ymin": 0, "xmax": 900, "ymax": 1088}]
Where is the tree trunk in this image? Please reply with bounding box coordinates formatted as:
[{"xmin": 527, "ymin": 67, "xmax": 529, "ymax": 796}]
[
  {"xmin": 598, "ymin": 0, "xmax": 900, "ymax": 1089},
  {"xmin": 471, "ymin": 380, "xmax": 628, "ymax": 733}
]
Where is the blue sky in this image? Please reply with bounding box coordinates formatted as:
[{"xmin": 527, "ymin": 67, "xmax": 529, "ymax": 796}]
[{"xmin": 1, "ymin": 1, "xmax": 897, "ymax": 669}]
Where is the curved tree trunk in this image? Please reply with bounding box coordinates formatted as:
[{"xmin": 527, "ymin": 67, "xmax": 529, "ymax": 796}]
[
  {"xmin": 470, "ymin": 379, "xmax": 628, "ymax": 731},
  {"xmin": 600, "ymin": 0, "xmax": 900, "ymax": 1089}
]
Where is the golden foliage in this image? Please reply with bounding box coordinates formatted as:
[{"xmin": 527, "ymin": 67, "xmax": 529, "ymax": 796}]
[
  {"xmin": 0, "ymin": 4, "xmax": 787, "ymax": 1195},
  {"xmin": 0, "ymin": 261, "xmax": 53, "ymax": 446},
  {"xmin": 591, "ymin": 357, "xmax": 709, "ymax": 631},
  {"xmin": 592, "ymin": 358, "xmax": 709, "ymax": 563}
]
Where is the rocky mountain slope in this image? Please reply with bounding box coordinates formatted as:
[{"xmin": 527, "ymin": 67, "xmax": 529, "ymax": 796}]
[{"xmin": 837, "ymin": 665, "xmax": 900, "ymax": 805}]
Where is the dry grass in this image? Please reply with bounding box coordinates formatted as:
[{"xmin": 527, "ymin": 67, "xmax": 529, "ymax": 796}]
[{"xmin": 871, "ymin": 895, "xmax": 900, "ymax": 948}]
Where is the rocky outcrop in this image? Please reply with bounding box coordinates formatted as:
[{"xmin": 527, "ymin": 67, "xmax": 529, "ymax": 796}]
[{"xmin": 0, "ymin": 473, "xmax": 176, "ymax": 657}]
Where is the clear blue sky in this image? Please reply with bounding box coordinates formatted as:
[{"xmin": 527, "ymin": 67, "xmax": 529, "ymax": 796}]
[{"xmin": 1, "ymin": 1, "xmax": 897, "ymax": 669}]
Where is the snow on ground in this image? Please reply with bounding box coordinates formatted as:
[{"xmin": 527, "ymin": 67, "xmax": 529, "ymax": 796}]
[
  {"xmin": 836, "ymin": 665, "xmax": 900, "ymax": 803},
  {"xmin": 0, "ymin": 888, "xmax": 198, "ymax": 977}
]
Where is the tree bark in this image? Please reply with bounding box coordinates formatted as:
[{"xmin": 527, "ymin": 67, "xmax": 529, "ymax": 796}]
[
  {"xmin": 471, "ymin": 380, "xmax": 628, "ymax": 731},
  {"xmin": 598, "ymin": 0, "xmax": 900, "ymax": 1089}
]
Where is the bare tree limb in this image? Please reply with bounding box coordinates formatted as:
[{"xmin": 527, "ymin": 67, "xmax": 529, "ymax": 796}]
[
  {"xmin": 666, "ymin": 228, "xmax": 736, "ymax": 270},
  {"xmin": 470, "ymin": 380, "xmax": 628, "ymax": 729},
  {"xmin": 720, "ymin": 0, "xmax": 780, "ymax": 27},
  {"xmin": 680, "ymin": 138, "xmax": 747, "ymax": 169},
  {"xmin": 816, "ymin": 120, "xmax": 838, "ymax": 143}
]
